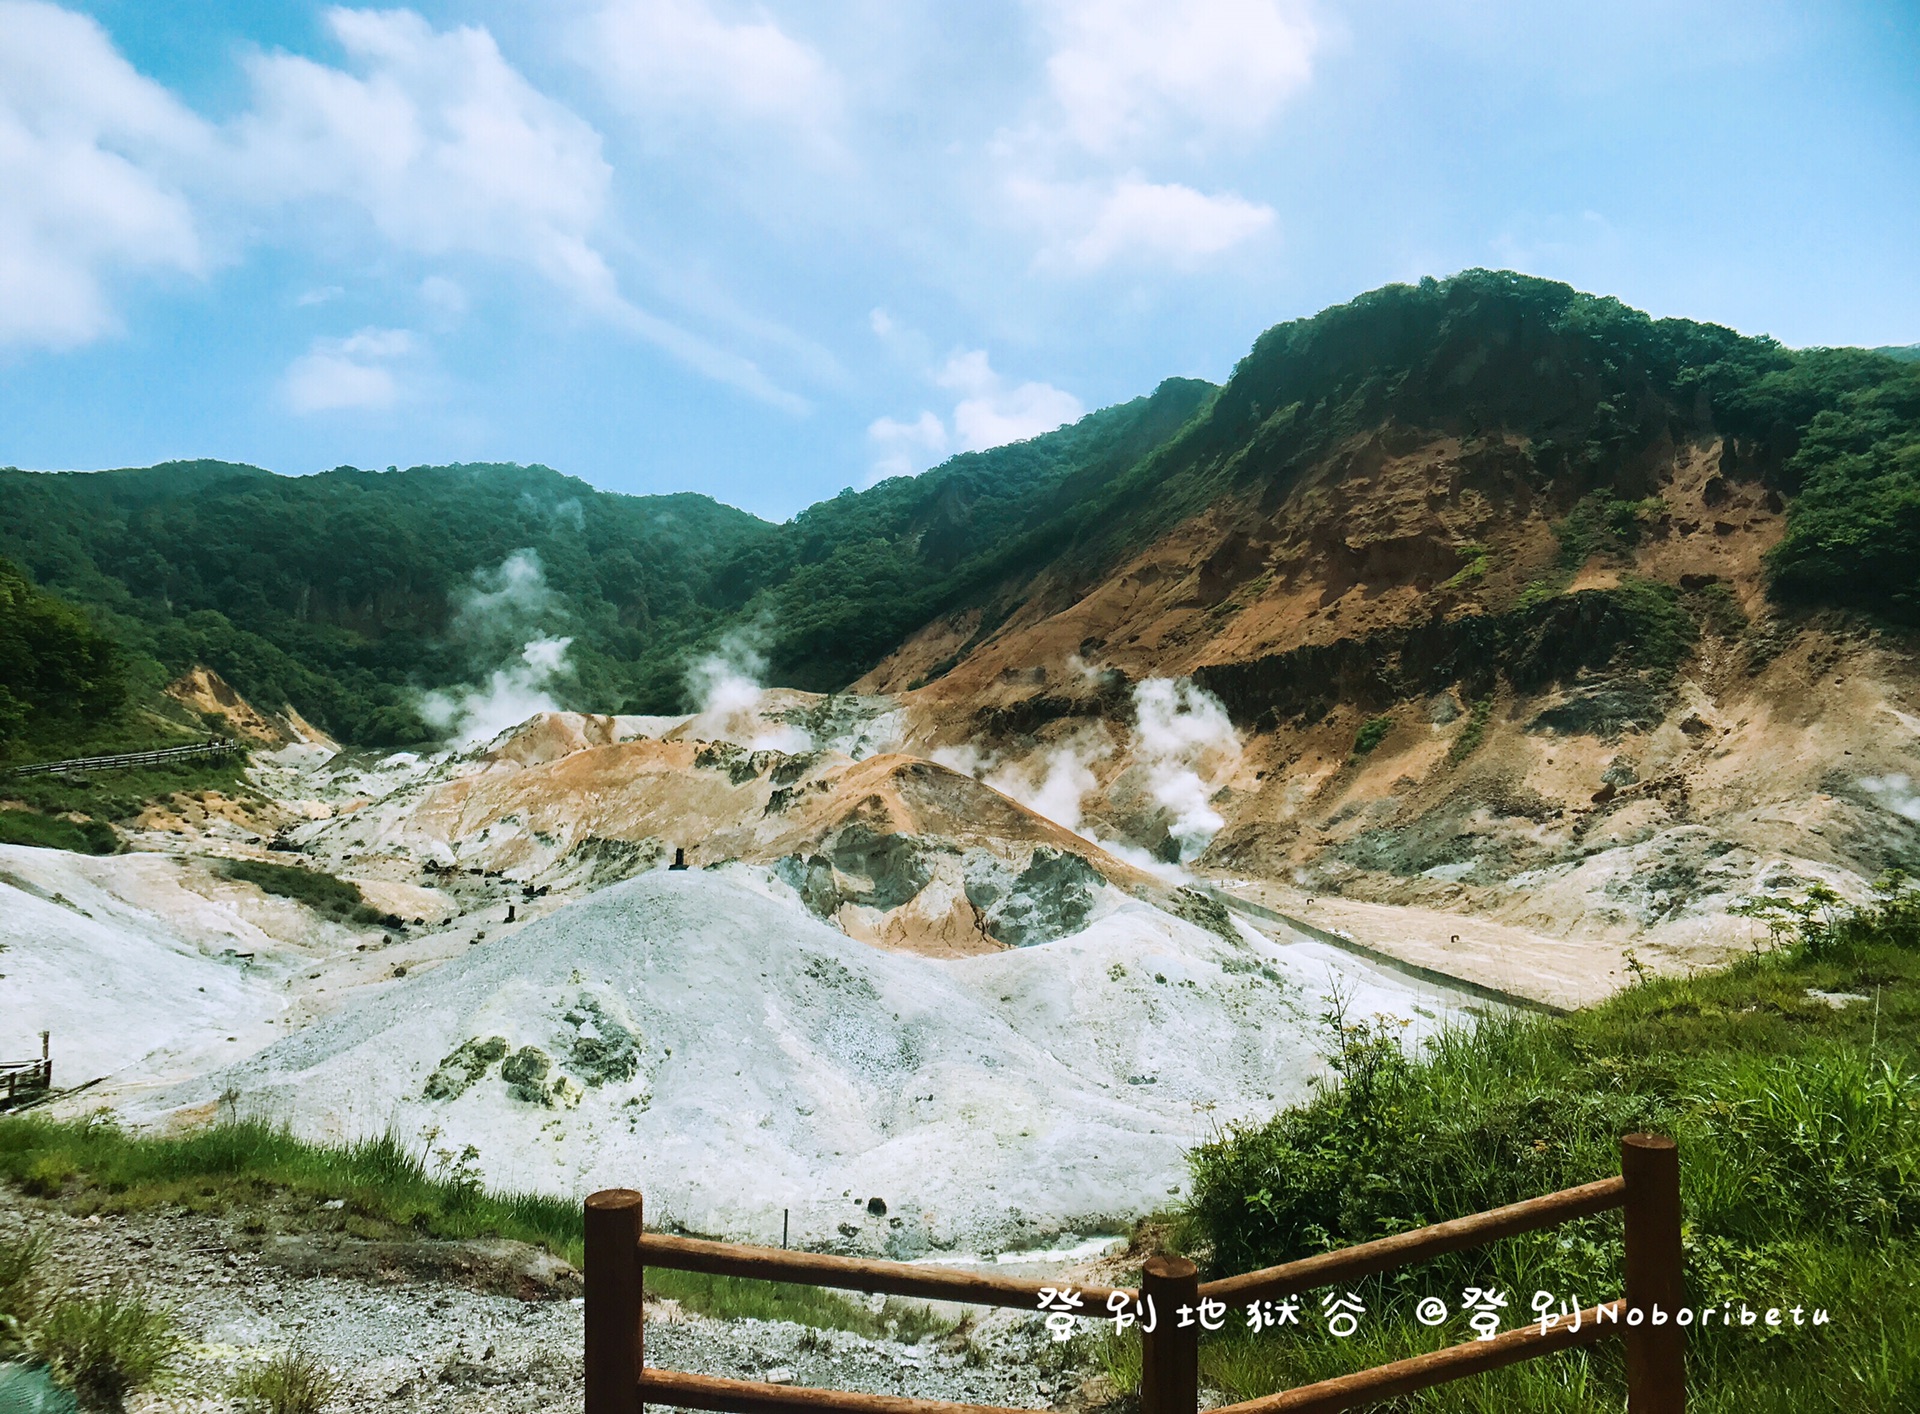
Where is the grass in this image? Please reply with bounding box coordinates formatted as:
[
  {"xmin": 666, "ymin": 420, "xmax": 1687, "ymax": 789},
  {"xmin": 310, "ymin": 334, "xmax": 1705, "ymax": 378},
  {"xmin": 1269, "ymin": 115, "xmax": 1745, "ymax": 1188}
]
[
  {"xmin": 0, "ymin": 748, "xmax": 249, "ymax": 858},
  {"xmin": 1445, "ymin": 696, "xmax": 1494, "ymax": 765},
  {"xmin": 217, "ymin": 859, "xmax": 398, "ymax": 928},
  {"xmin": 1351, "ymin": 714, "xmax": 1395, "ymax": 756},
  {"xmin": 1440, "ymin": 543, "xmax": 1491, "ymax": 590},
  {"xmin": 0, "ymin": 1117, "xmax": 947, "ymax": 1341},
  {"xmin": 30, "ymin": 1289, "xmax": 178, "ymax": 1412},
  {"xmin": 231, "ymin": 1348, "xmax": 340, "ymax": 1414},
  {"xmin": 0, "ymin": 810, "xmax": 119, "ymax": 854},
  {"xmin": 0, "ymin": 1231, "xmax": 48, "ymax": 1360},
  {"xmin": 1, "ymin": 753, "xmax": 248, "ymax": 827},
  {"xmin": 1169, "ymin": 878, "xmax": 1920, "ymax": 1411}
]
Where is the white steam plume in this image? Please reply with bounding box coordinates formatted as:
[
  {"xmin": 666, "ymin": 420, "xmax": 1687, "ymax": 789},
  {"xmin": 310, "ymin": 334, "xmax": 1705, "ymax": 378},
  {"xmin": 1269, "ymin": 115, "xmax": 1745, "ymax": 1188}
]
[
  {"xmin": 928, "ymin": 667, "xmax": 1238, "ymax": 875},
  {"xmin": 984, "ymin": 728, "xmax": 1113, "ymax": 835},
  {"xmin": 418, "ymin": 549, "xmax": 576, "ymax": 746},
  {"xmin": 685, "ymin": 625, "xmax": 812, "ymax": 752},
  {"xmin": 1861, "ymin": 774, "xmax": 1920, "ymax": 822},
  {"xmin": 1132, "ymin": 677, "xmax": 1241, "ymax": 862},
  {"xmin": 448, "ymin": 548, "xmax": 557, "ymax": 649},
  {"xmin": 420, "ymin": 635, "xmax": 574, "ymax": 747},
  {"xmin": 931, "ymin": 742, "xmax": 993, "ymax": 778}
]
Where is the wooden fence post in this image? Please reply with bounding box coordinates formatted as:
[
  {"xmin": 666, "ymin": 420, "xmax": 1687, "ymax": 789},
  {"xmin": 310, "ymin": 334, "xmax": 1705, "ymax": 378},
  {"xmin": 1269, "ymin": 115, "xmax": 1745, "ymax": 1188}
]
[
  {"xmin": 1140, "ymin": 1255, "xmax": 1199, "ymax": 1414},
  {"xmin": 586, "ymin": 1189, "xmax": 644, "ymax": 1414},
  {"xmin": 1622, "ymin": 1134, "xmax": 1684, "ymax": 1414}
]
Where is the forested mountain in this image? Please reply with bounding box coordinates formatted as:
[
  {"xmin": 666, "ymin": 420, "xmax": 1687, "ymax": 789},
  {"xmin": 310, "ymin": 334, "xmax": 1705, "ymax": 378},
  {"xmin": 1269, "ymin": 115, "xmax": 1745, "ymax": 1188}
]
[
  {"xmin": 0, "ymin": 461, "xmax": 774, "ymax": 742},
  {"xmin": 2, "ymin": 270, "xmax": 1915, "ymax": 749},
  {"xmin": 959, "ymin": 270, "xmax": 1920, "ymax": 627},
  {"xmin": 0, "ymin": 557, "xmax": 126, "ymax": 750},
  {"xmin": 0, "ymin": 378, "xmax": 1210, "ymax": 741}
]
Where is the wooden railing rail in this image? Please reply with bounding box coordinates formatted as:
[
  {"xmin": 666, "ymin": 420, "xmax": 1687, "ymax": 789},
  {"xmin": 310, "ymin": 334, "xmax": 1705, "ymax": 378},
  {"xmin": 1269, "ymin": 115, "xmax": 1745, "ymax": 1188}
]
[
  {"xmin": 1199, "ymin": 1175, "xmax": 1628, "ymax": 1304},
  {"xmin": 636, "ymin": 1369, "xmax": 1013, "ymax": 1414},
  {"xmin": 0, "ymin": 1034, "xmax": 53, "ymax": 1110},
  {"xmin": 639, "ymin": 1232, "xmax": 1132, "ymax": 1310},
  {"xmin": 1211, "ymin": 1301, "xmax": 1621, "ymax": 1414},
  {"xmin": 5, "ymin": 738, "xmax": 239, "ymax": 778},
  {"xmin": 585, "ymin": 1134, "xmax": 1685, "ymax": 1414}
]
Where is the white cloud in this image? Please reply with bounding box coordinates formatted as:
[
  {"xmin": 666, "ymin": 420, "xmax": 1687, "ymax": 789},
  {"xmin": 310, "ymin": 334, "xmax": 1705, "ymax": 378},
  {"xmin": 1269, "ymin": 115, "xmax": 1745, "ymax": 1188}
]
[
  {"xmin": 283, "ymin": 326, "xmax": 414, "ymax": 413},
  {"xmin": 0, "ymin": 0, "xmax": 209, "ymax": 348},
  {"xmin": 236, "ymin": 6, "xmax": 806, "ymax": 412},
  {"xmin": 936, "ymin": 349, "xmax": 1083, "ymax": 451},
  {"xmin": 419, "ymin": 273, "xmax": 467, "ymax": 315},
  {"xmin": 1036, "ymin": 0, "xmax": 1319, "ymax": 153},
  {"xmin": 867, "ymin": 410, "xmax": 948, "ymax": 482},
  {"xmin": 866, "ymin": 348, "xmax": 1082, "ymax": 481},
  {"xmin": 868, "ymin": 306, "xmax": 894, "ymax": 337},
  {"xmin": 237, "ymin": 8, "xmax": 621, "ymax": 310},
  {"xmin": 577, "ymin": 0, "xmax": 839, "ymax": 137},
  {"xmin": 1014, "ymin": 173, "xmax": 1275, "ymax": 269}
]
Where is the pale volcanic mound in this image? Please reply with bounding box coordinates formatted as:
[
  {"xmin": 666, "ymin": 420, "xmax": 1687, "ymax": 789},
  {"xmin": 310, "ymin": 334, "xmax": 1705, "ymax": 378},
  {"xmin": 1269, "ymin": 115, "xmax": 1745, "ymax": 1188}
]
[
  {"xmin": 0, "ymin": 844, "xmax": 291, "ymax": 1090},
  {"xmin": 138, "ymin": 869, "xmax": 1480, "ymax": 1256},
  {"xmin": 290, "ymin": 715, "xmax": 1182, "ymax": 958}
]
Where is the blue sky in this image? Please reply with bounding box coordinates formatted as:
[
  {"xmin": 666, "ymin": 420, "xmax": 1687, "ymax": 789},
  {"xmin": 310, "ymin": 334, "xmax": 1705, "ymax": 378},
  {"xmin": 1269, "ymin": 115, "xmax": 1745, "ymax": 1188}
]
[{"xmin": 1, "ymin": 1, "xmax": 1915, "ymax": 520}]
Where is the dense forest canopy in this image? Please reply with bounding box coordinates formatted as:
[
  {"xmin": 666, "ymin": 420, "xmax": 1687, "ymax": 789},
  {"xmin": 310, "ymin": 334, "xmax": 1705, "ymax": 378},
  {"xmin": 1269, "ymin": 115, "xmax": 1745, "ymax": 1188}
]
[
  {"xmin": 1020, "ymin": 271, "xmax": 1920, "ymax": 606},
  {"xmin": 0, "ymin": 382, "xmax": 1211, "ymax": 740},
  {"xmin": 0, "ymin": 460, "xmax": 774, "ymax": 742},
  {"xmin": 1, "ymin": 271, "xmax": 1915, "ymax": 748},
  {"xmin": 0, "ymin": 557, "xmax": 126, "ymax": 749}
]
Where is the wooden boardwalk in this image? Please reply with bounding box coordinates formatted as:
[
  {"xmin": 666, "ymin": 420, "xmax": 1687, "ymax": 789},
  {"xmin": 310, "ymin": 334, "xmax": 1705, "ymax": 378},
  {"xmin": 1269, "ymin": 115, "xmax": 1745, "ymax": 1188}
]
[{"xmin": 5, "ymin": 738, "xmax": 239, "ymax": 778}]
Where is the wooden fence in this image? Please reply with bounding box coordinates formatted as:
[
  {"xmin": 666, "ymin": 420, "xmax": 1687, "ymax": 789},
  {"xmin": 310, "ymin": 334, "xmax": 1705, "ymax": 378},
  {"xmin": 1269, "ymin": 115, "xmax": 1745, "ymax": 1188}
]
[
  {"xmin": 1, "ymin": 1034, "xmax": 52, "ymax": 1111},
  {"xmin": 584, "ymin": 1133, "xmax": 1685, "ymax": 1414},
  {"xmin": 5, "ymin": 738, "xmax": 239, "ymax": 778}
]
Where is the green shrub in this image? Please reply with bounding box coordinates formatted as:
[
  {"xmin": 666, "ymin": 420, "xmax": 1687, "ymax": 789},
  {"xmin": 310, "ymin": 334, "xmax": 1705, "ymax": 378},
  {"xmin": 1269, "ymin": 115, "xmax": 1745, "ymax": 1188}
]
[
  {"xmin": 1693, "ymin": 581, "xmax": 1750, "ymax": 637},
  {"xmin": 1606, "ymin": 577, "xmax": 1698, "ymax": 673},
  {"xmin": 1181, "ymin": 880, "xmax": 1920, "ymax": 1411},
  {"xmin": 1445, "ymin": 696, "xmax": 1494, "ymax": 764},
  {"xmin": 32, "ymin": 1290, "xmax": 178, "ymax": 1412},
  {"xmin": 0, "ymin": 811, "xmax": 119, "ymax": 855},
  {"xmin": 1351, "ymin": 715, "xmax": 1394, "ymax": 756},
  {"xmin": 0, "ymin": 1231, "xmax": 47, "ymax": 1359},
  {"xmin": 218, "ymin": 859, "xmax": 396, "ymax": 927},
  {"xmin": 231, "ymin": 1348, "xmax": 340, "ymax": 1414},
  {"xmin": 1554, "ymin": 491, "xmax": 1664, "ymax": 570}
]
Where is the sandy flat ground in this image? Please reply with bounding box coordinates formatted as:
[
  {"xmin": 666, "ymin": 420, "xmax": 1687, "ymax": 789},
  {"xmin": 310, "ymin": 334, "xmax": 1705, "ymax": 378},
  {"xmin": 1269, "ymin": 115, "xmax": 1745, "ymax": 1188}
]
[{"xmin": 1210, "ymin": 877, "xmax": 1638, "ymax": 1011}]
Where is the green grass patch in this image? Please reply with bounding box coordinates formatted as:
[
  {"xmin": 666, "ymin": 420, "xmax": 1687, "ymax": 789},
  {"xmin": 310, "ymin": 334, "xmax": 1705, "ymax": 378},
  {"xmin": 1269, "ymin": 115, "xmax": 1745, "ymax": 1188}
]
[
  {"xmin": 1445, "ymin": 696, "xmax": 1494, "ymax": 765},
  {"xmin": 1692, "ymin": 581, "xmax": 1750, "ymax": 638},
  {"xmin": 0, "ymin": 1116, "xmax": 943, "ymax": 1340},
  {"xmin": 0, "ymin": 810, "xmax": 118, "ymax": 854},
  {"xmin": 1351, "ymin": 715, "xmax": 1395, "ymax": 757},
  {"xmin": 217, "ymin": 859, "xmax": 396, "ymax": 927},
  {"xmin": 230, "ymin": 1347, "xmax": 340, "ymax": 1414},
  {"xmin": 31, "ymin": 1289, "xmax": 179, "ymax": 1412},
  {"xmin": 1180, "ymin": 879, "xmax": 1920, "ymax": 1411},
  {"xmin": 1514, "ymin": 575, "xmax": 1567, "ymax": 611},
  {"xmin": 1553, "ymin": 491, "xmax": 1664, "ymax": 570},
  {"xmin": 3, "ymin": 753, "xmax": 249, "ymax": 824},
  {"xmin": 1440, "ymin": 543, "xmax": 1491, "ymax": 590}
]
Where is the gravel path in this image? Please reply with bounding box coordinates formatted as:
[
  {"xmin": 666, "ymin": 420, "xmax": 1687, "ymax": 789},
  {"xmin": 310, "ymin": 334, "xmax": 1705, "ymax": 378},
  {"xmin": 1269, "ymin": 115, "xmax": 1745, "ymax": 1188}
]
[{"xmin": 0, "ymin": 1190, "xmax": 1100, "ymax": 1414}]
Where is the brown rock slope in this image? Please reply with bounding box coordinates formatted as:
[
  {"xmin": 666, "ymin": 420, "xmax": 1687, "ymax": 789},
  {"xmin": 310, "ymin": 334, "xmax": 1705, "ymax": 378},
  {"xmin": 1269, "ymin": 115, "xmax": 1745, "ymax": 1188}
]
[
  {"xmin": 290, "ymin": 719, "xmax": 1179, "ymax": 959},
  {"xmin": 860, "ymin": 422, "xmax": 1918, "ymax": 992}
]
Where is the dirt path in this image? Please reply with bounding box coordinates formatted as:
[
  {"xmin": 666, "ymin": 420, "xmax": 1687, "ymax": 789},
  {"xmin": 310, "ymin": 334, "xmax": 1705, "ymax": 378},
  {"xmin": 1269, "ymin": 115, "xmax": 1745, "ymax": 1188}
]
[
  {"xmin": 1214, "ymin": 877, "xmax": 1634, "ymax": 1011},
  {"xmin": 0, "ymin": 1190, "xmax": 1088, "ymax": 1414}
]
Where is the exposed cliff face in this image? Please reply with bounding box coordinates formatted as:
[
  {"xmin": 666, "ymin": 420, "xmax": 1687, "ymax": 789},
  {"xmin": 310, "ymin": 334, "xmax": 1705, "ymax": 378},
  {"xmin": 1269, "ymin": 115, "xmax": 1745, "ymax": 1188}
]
[{"xmin": 839, "ymin": 287, "xmax": 1917, "ymax": 987}]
